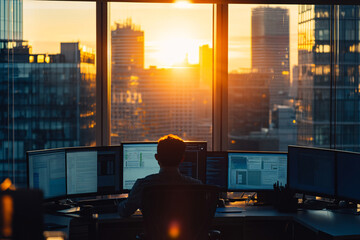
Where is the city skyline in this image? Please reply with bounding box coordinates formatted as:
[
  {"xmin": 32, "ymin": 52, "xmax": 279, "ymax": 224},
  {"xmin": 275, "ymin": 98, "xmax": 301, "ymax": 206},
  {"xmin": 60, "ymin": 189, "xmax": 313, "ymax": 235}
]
[{"xmin": 23, "ymin": 1, "xmax": 298, "ymax": 73}]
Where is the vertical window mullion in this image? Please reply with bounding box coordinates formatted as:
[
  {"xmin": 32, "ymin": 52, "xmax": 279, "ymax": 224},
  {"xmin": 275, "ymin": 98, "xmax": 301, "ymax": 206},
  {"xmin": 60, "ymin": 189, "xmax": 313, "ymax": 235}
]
[
  {"xmin": 96, "ymin": 0, "xmax": 111, "ymax": 146},
  {"xmin": 214, "ymin": 3, "xmax": 228, "ymax": 151}
]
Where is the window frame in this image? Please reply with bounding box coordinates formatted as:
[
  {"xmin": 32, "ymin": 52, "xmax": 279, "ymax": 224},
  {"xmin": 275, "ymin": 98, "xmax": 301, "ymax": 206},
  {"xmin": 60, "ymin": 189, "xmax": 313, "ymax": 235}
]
[{"xmin": 88, "ymin": 0, "xmax": 355, "ymax": 149}]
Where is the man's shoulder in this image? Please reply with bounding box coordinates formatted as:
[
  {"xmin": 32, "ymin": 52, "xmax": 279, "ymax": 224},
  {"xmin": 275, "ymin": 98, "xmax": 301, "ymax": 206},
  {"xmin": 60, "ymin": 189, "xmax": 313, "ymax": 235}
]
[
  {"xmin": 135, "ymin": 172, "xmax": 202, "ymax": 186},
  {"xmin": 136, "ymin": 173, "xmax": 161, "ymax": 184}
]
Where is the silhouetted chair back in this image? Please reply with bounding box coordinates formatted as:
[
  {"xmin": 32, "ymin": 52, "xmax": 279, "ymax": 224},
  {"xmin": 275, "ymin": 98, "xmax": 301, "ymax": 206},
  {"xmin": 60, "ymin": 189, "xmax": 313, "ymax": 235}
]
[{"xmin": 141, "ymin": 184, "xmax": 219, "ymax": 240}]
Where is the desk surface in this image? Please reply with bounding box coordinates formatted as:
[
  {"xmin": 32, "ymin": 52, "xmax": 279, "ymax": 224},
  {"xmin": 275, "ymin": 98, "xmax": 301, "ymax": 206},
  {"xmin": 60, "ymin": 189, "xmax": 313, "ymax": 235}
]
[
  {"xmin": 46, "ymin": 205, "xmax": 360, "ymax": 239},
  {"xmin": 294, "ymin": 209, "xmax": 360, "ymax": 238}
]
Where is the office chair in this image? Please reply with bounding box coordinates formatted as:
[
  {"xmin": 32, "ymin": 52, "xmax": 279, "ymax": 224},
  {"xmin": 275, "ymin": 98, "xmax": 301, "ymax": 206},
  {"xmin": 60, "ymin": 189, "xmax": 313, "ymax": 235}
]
[{"xmin": 140, "ymin": 184, "xmax": 221, "ymax": 240}]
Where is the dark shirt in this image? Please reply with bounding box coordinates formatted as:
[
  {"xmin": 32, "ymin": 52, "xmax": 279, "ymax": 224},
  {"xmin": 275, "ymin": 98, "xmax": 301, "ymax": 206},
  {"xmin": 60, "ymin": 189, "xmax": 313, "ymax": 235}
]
[{"xmin": 118, "ymin": 167, "xmax": 201, "ymax": 217}]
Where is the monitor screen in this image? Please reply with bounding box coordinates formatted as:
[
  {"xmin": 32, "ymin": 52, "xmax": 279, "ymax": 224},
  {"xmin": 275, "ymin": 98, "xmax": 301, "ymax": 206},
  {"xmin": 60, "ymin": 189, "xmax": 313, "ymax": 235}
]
[
  {"xmin": 228, "ymin": 152, "xmax": 287, "ymax": 191},
  {"xmin": 122, "ymin": 141, "xmax": 207, "ymax": 190},
  {"xmin": 288, "ymin": 146, "xmax": 335, "ymax": 197},
  {"xmin": 28, "ymin": 149, "xmax": 66, "ymax": 200},
  {"xmin": 337, "ymin": 151, "xmax": 360, "ymax": 202},
  {"xmin": 206, "ymin": 152, "xmax": 227, "ymax": 189},
  {"xmin": 66, "ymin": 146, "xmax": 122, "ymax": 197},
  {"xmin": 122, "ymin": 143, "xmax": 159, "ymax": 190},
  {"xmin": 97, "ymin": 147, "xmax": 122, "ymax": 194},
  {"xmin": 180, "ymin": 141, "xmax": 207, "ymax": 183}
]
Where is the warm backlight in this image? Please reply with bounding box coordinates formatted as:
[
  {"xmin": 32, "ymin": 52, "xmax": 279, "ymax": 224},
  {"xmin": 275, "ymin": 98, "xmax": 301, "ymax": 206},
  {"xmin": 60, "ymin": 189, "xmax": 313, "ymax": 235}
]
[
  {"xmin": 1, "ymin": 195, "xmax": 13, "ymax": 237},
  {"xmin": 168, "ymin": 221, "xmax": 180, "ymax": 238},
  {"xmin": 157, "ymin": 36, "xmax": 195, "ymax": 67}
]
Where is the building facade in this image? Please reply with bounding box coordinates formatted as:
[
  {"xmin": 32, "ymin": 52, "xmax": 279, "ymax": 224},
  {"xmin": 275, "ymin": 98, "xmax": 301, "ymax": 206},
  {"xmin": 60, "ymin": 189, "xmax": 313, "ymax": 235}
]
[
  {"xmin": 0, "ymin": 42, "xmax": 96, "ymax": 186},
  {"xmin": 0, "ymin": 0, "xmax": 23, "ymax": 48},
  {"xmin": 252, "ymin": 6, "xmax": 290, "ymax": 108},
  {"xmin": 228, "ymin": 72, "xmax": 271, "ymax": 150},
  {"xmin": 297, "ymin": 5, "xmax": 360, "ymax": 151}
]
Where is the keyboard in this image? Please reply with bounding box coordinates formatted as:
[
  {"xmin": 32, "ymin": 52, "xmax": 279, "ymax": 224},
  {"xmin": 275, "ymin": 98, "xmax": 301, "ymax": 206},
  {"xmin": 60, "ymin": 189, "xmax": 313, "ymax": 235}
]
[
  {"xmin": 77, "ymin": 198, "xmax": 127, "ymax": 214},
  {"xmin": 44, "ymin": 222, "xmax": 67, "ymax": 230},
  {"xmin": 301, "ymin": 199, "xmax": 335, "ymax": 210},
  {"xmin": 216, "ymin": 207, "xmax": 244, "ymax": 213}
]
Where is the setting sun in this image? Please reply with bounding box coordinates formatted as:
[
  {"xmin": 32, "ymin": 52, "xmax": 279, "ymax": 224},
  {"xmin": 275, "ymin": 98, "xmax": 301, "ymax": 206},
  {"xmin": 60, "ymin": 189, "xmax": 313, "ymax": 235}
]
[
  {"xmin": 156, "ymin": 36, "xmax": 198, "ymax": 67},
  {"xmin": 174, "ymin": 0, "xmax": 191, "ymax": 8}
]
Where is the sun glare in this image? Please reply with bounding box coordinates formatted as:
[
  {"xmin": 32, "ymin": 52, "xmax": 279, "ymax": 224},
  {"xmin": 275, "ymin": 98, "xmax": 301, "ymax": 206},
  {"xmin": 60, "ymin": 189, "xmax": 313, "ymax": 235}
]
[
  {"xmin": 156, "ymin": 36, "xmax": 199, "ymax": 67},
  {"xmin": 174, "ymin": 0, "xmax": 191, "ymax": 8}
]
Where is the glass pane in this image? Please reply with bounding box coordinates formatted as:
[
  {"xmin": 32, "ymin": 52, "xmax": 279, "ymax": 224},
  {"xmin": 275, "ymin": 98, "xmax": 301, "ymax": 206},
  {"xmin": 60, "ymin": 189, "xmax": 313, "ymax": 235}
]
[
  {"xmin": 335, "ymin": 5, "xmax": 360, "ymax": 152},
  {"xmin": 228, "ymin": 5, "xmax": 331, "ymax": 151},
  {"xmin": 0, "ymin": 0, "xmax": 96, "ymax": 186},
  {"xmin": 109, "ymin": 3, "xmax": 213, "ymax": 149}
]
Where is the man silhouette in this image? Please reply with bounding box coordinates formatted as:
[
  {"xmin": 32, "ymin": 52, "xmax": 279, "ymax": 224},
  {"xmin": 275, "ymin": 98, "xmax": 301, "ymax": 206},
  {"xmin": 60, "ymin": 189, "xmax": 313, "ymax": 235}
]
[{"xmin": 118, "ymin": 134, "xmax": 201, "ymax": 217}]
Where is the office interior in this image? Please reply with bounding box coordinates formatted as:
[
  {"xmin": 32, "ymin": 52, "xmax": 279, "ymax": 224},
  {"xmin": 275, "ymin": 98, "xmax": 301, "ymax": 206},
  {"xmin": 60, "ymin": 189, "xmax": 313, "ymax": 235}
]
[{"xmin": 2, "ymin": 0, "xmax": 360, "ymax": 239}]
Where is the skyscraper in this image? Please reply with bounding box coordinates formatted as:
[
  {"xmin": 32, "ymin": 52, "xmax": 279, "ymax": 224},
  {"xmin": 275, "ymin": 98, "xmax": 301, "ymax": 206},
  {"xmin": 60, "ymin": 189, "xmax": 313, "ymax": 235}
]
[
  {"xmin": 251, "ymin": 6, "xmax": 290, "ymax": 107},
  {"xmin": 228, "ymin": 72, "xmax": 272, "ymax": 150},
  {"xmin": 111, "ymin": 19, "xmax": 144, "ymax": 71},
  {"xmin": 111, "ymin": 20, "xmax": 145, "ymax": 143},
  {"xmin": 0, "ymin": 0, "xmax": 23, "ymax": 49},
  {"xmin": 297, "ymin": 5, "xmax": 360, "ymax": 151}
]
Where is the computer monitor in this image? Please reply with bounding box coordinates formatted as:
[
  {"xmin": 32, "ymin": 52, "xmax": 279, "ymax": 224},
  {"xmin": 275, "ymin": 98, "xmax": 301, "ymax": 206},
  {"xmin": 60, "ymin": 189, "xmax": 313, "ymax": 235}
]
[
  {"xmin": 66, "ymin": 146, "xmax": 122, "ymax": 197},
  {"xmin": 336, "ymin": 150, "xmax": 360, "ymax": 203},
  {"xmin": 206, "ymin": 151, "xmax": 227, "ymax": 190},
  {"xmin": 122, "ymin": 142, "xmax": 159, "ymax": 191},
  {"xmin": 27, "ymin": 149, "xmax": 66, "ymax": 200},
  {"xmin": 227, "ymin": 151, "xmax": 287, "ymax": 191},
  {"xmin": 122, "ymin": 141, "xmax": 207, "ymax": 191},
  {"xmin": 288, "ymin": 146, "xmax": 336, "ymax": 197},
  {"xmin": 181, "ymin": 141, "xmax": 207, "ymax": 184}
]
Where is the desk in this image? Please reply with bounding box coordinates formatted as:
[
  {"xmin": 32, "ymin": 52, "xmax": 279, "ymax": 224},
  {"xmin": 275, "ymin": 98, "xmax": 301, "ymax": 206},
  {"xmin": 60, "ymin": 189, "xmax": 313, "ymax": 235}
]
[{"xmin": 46, "ymin": 206, "xmax": 360, "ymax": 240}]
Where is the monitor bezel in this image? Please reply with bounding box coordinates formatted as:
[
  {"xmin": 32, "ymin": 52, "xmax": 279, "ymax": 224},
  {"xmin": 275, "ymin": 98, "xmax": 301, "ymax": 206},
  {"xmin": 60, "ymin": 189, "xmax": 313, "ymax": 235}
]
[
  {"xmin": 27, "ymin": 148, "xmax": 68, "ymax": 202},
  {"xmin": 64, "ymin": 145, "xmax": 123, "ymax": 199},
  {"xmin": 335, "ymin": 149, "xmax": 360, "ymax": 203},
  {"xmin": 205, "ymin": 151, "xmax": 228, "ymax": 192},
  {"xmin": 287, "ymin": 145, "xmax": 337, "ymax": 199},
  {"xmin": 227, "ymin": 150, "xmax": 288, "ymax": 193}
]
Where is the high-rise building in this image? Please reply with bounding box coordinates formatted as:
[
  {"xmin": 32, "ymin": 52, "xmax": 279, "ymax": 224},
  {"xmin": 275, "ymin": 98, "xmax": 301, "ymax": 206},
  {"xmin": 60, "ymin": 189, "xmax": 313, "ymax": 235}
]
[
  {"xmin": 251, "ymin": 6, "xmax": 290, "ymax": 107},
  {"xmin": 111, "ymin": 21, "xmax": 145, "ymax": 143},
  {"xmin": 228, "ymin": 72, "xmax": 271, "ymax": 150},
  {"xmin": 0, "ymin": 42, "xmax": 96, "ymax": 185},
  {"xmin": 271, "ymin": 105, "xmax": 297, "ymax": 151},
  {"xmin": 199, "ymin": 44, "xmax": 212, "ymax": 88},
  {"xmin": 297, "ymin": 5, "xmax": 360, "ymax": 151},
  {"xmin": 290, "ymin": 65, "xmax": 299, "ymax": 99},
  {"xmin": 111, "ymin": 19, "xmax": 144, "ymax": 71},
  {"xmin": 0, "ymin": 0, "xmax": 23, "ymax": 49}
]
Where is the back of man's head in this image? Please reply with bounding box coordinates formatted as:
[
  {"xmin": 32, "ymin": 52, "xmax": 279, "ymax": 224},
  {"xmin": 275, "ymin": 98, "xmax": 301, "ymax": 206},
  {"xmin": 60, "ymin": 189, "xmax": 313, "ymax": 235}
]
[{"xmin": 157, "ymin": 134, "xmax": 186, "ymax": 167}]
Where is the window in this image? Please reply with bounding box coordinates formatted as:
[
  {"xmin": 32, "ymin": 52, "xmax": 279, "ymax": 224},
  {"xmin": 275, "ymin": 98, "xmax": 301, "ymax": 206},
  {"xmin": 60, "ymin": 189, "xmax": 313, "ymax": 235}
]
[
  {"xmin": 109, "ymin": 3, "xmax": 213, "ymax": 149},
  {"xmin": 0, "ymin": 1, "xmax": 96, "ymax": 186},
  {"xmin": 1, "ymin": 0, "xmax": 360, "ymax": 186}
]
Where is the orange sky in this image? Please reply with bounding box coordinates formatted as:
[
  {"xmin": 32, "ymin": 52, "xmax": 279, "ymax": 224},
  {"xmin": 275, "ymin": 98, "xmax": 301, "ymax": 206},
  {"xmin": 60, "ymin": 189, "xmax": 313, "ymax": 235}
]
[{"xmin": 23, "ymin": 1, "xmax": 298, "ymax": 72}]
